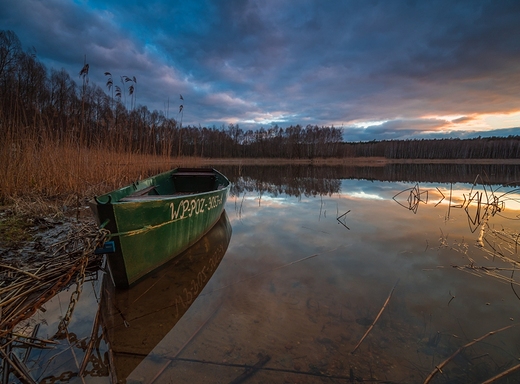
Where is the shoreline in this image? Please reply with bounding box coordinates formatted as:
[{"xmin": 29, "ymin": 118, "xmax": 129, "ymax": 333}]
[
  {"xmin": 197, "ymin": 157, "xmax": 520, "ymax": 166},
  {"xmin": 1, "ymin": 155, "xmax": 518, "ymax": 204}
]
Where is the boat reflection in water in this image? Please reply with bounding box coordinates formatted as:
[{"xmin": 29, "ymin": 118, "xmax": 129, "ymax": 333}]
[{"xmin": 100, "ymin": 211, "xmax": 232, "ymax": 383}]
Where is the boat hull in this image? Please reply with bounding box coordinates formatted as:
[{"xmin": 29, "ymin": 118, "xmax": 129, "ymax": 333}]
[{"xmin": 90, "ymin": 168, "xmax": 230, "ymax": 288}]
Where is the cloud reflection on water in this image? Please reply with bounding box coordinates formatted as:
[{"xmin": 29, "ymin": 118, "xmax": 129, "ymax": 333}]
[{"xmin": 221, "ymin": 174, "xmax": 520, "ymax": 380}]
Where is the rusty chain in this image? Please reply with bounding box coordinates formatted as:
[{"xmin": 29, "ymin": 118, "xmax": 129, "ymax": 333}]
[{"xmin": 53, "ymin": 255, "xmax": 89, "ymax": 340}]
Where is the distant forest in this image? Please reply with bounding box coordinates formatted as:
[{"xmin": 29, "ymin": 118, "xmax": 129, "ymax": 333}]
[{"xmin": 2, "ymin": 29, "xmax": 519, "ymax": 160}]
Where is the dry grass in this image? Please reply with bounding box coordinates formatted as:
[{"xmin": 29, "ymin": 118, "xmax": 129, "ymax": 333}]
[{"xmin": 0, "ymin": 135, "xmax": 203, "ymax": 203}]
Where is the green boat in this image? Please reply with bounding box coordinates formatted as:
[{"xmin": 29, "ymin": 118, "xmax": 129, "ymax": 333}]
[{"xmin": 90, "ymin": 168, "xmax": 230, "ymax": 288}]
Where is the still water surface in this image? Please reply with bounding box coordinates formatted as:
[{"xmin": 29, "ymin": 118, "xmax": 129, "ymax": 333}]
[{"xmin": 10, "ymin": 164, "xmax": 520, "ymax": 383}]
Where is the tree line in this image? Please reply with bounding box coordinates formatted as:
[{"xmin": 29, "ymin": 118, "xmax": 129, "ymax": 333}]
[
  {"xmin": 342, "ymin": 137, "xmax": 520, "ymax": 160},
  {"xmin": 1, "ymin": 29, "xmax": 518, "ymax": 160}
]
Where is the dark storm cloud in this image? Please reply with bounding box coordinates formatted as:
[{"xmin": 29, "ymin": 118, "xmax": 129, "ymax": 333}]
[{"xmin": 1, "ymin": 0, "xmax": 520, "ymax": 139}]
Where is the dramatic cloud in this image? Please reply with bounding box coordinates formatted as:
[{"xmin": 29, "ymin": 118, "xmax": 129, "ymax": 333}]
[{"xmin": 1, "ymin": 0, "xmax": 520, "ymax": 140}]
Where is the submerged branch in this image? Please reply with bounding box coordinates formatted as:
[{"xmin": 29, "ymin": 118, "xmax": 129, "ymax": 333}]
[
  {"xmin": 482, "ymin": 363, "xmax": 520, "ymax": 383},
  {"xmin": 351, "ymin": 278, "xmax": 400, "ymax": 354},
  {"xmin": 423, "ymin": 323, "xmax": 520, "ymax": 384}
]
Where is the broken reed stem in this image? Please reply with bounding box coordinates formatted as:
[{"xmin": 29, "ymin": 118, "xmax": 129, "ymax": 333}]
[
  {"xmin": 0, "ymin": 264, "xmax": 41, "ymax": 280},
  {"xmin": 10, "ymin": 332, "xmax": 58, "ymax": 345},
  {"xmin": 481, "ymin": 363, "xmax": 520, "ymax": 383},
  {"xmin": 423, "ymin": 323, "xmax": 520, "ymax": 384},
  {"xmin": 351, "ymin": 278, "xmax": 400, "ymax": 354},
  {"xmin": 0, "ymin": 347, "xmax": 37, "ymax": 384},
  {"xmin": 0, "ymin": 276, "xmax": 61, "ymax": 307}
]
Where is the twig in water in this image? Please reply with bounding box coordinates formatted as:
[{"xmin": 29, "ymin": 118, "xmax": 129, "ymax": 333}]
[
  {"xmin": 446, "ymin": 183, "xmax": 454, "ymax": 219},
  {"xmin": 434, "ymin": 187, "xmax": 445, "ymax": 207},
  {"xmin": 351, "ymin": 278, "xmax": 400, "ymax": 354},
  {"xmin": 423, "ymin": 322, "xmax": 520, "ymax": 384},
  {"xmin": 337, "ymin": 210, "xmax": 351, "ymax": 230},
  {"xmin": 447, "ymin": 291, "xmax": 455, "ymax": 306},
  {"xmin": 481, "ymin": 362, "xmax": 520, "ymax": 383},
  {"xmin": 10, "ymin": 333, "xmax": 59, "ymax": 345},
  {"xmin": 392, "ymin": 184, "xmax": 427, "ymax": 214},
  {"xmin": 64, "ymin": 328, "xmax": 86, "ymax": 384},
  {"xmin": 337, "ymin": 210, "xmax": 350, "ymax": 220}
]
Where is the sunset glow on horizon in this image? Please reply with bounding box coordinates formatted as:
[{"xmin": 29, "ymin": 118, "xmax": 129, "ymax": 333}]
[{"xmin": 2, "ymin": 0, "xmax": 519, "ymax": 141}]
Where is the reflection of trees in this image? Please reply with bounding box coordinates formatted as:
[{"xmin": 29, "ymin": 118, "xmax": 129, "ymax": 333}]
[
  {"xmin": 219, "ymin": 165, "xmax": 342, "ymax": 197},
  {"xmin": 338, "ymin": 163, "xmax": 520, "ymax": 186},
  {"xmin": 220, "ymin": 163, "xmax": 520, "ymax": 198}
]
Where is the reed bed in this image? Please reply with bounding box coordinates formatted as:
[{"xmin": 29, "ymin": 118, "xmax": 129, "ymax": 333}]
[{"xmin": 0, "ymin": 133, "xmax": 202, "ymax": 203}]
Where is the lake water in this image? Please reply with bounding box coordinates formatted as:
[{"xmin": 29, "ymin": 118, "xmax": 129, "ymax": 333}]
[{"xmin": 6, "ymin": 164, "xmax": 520, "ymax": 383}]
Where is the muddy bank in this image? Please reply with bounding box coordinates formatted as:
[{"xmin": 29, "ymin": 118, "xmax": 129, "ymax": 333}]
[{"xmin": 0, "ymin": 200, "xmax": 94, "ymax": 263}]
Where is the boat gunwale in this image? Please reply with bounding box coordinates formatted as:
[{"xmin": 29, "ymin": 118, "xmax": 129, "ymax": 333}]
[
  {"xmin": 93, "ymin": 168, "xmax": 230, "ymax": 206},
  {"xmin": 117, "ymin": 185, "xmax": 229, "ymax": 203}
]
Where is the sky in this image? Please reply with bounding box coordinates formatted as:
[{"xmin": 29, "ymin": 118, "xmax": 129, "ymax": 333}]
[{"xmin": 2, "ymin": 0, "xmax": 520, "ymax": 141}]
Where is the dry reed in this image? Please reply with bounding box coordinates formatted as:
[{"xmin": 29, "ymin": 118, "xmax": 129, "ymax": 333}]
[
  {"xmin": 0, "ymin": 221, "xmax": 107, "ymax": 340},
  {"xmin": 0, "ymin": 129, "xmax": 204, "ymax": 203},
  {"xmin": 351, "ymin": 278, "xmax": 400, "ymax": 353},
  {"xmin": 423, "ymin": 323, "xmax": 520, "ymax": 384}
]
